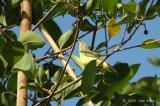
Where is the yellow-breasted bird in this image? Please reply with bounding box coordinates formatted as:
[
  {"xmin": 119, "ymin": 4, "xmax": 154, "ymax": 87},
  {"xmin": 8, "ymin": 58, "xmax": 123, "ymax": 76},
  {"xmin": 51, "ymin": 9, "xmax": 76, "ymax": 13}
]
[{"xmin": 79, "ymin": 41, "xmax": 116, "ymax": 72}]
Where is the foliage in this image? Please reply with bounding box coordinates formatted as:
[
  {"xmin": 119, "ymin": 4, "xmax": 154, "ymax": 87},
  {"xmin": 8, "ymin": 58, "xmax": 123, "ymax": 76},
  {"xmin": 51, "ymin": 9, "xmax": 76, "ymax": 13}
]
[{"xmin": 0, "ymin": 0, "xmax": 160, "ymax": 105}]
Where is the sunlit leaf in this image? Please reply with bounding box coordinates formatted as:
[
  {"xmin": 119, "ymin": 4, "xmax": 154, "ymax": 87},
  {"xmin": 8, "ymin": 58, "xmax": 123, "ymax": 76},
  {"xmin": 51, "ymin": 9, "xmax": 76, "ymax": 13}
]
[
  {"xmin": 0, "ymin": 15, "xmax": 7, "ymax": 26},
  {"xmin": 141, "ymin": 39, "xmax": 160, "ymax": 49},
  {"xmin": 71, "ymin": 54, "xmax": 85, "ymax": 70},
  {"xmin": 58, "ymin": 28, "xmax": 76, "ymax": 49},
  {"xmin": 18, "ymin": 31, "xmax": 45, "ymax": 50},
  {"xmin": 108, "ymin": 19, "xmax": 120, "ymax": 37}
]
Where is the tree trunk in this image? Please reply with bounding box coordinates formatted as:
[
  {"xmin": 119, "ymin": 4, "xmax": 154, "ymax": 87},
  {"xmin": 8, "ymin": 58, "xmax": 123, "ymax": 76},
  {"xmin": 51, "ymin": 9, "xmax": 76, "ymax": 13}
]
[{"xmin": 16, "ymin": 0, "xmax": 32, "ymax": 106}]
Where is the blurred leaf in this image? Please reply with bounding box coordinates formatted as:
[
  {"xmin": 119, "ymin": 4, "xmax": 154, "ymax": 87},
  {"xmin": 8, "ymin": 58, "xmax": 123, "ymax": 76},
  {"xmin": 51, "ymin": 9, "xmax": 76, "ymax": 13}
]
[
  {"xmin": 101, "ymin": 0, "xmax": 118, "ymax": 14},
  {"xmin": 95, "ymin": 41, "xmax": 106, "ymax": 51},
  {"xmin": 85, "ymin": 0, "xmax": 96, "ymax": 11},
  {"xmin": 0, "ymin": 37, "xmax": 5, "ymax": 54},
  {"xmin": 81, "ymin": 60, "xmax": 96, "ymax": 94},
  {"xmin": 0, "ymin": 15, "xmax": 7, "ymax": 26},
  {"xmin": 155, "ymin": 0, "xmax": 160, "ymax": 17},
  {"xmin": 7, "ymin": 73, "xmax": 17, "ymax": 92},
  {"xmin": 76, "ymin": 91, "xmax": 99, "ymax": 106},
  {"xmin": 14, "ymin": 53, "xmax": 33, "ymax": 71},
  {"xmin": 43, "ymin": 19, "xmax": 62, "ymax": 42},
  {"xmin": 71, "ymin": 54, "xmax": 85, "ymax": 70},
  {"xmin": 78, "ymin": 19, "xmax": 93, "ymax": 31},
  {"xmin": 117, "ymin": 13, "xmax": 136, "ymax": 25},
  {"xmin": 122, "ymin": 1, "xmax": 137, "ymax": 14},
  {"xmin": 2, "ymin": 41, "xmax": 24, "ymax": 65},
  {"xmin": 149, "ymin": 56, "xmax": 160, "ymax": 66},
  {"xmin": 136, "ymin": 77, "xmax": 160, "ymax": 98},
  {"xmin": 26, "ymin": 82, "xmax": 40, "ymax": 91},
  {"xmin": 137, "ymin": 0, "xmax": 150, "ymax": 16},
  {"xmin": 32, "ymin": 0, "xmax": 45, "ymax": 23},
  {"xmin": 58, "ymin": 28, "xmax": 76, "ymax": 49},
  {"xmin": 107, "ymin": 19, "xmax": 120, "ymax": 37},
  {"xmin": 1, "ymin": 92, "xmax": 8, "ymax": 106},
  {"xmin": 60, "ymin": 80, "xmax": 81, "ymax": 99},
  {"xmin": 128, "ymin": 64, "xmax": 140, "ymax": 79},
  {"xmin": 54, "ymin": 69, "xmax": 72, "ymax": 84},
  {"xmin": 18, "ymin": 31, "xmax": 45, "ymax": 50},
  {"xmin": 141, "ymin": 39, "xmax": 160, "ymax": 49}
]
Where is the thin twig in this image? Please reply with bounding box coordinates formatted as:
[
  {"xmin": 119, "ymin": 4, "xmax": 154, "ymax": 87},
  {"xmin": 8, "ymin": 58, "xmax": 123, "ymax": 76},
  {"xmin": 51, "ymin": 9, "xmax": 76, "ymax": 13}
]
[
  {"xmin": 97, "ymin": 20, "xmax": 143, "ymax": 67},
  {"xmin": 35, "ymin": 46, "xmax": 72, "ymax": 62},
  {"xmin": 31, "ymin": 1, "xmax": 61, "ymax": 31},
  {"xmin": 91, "ymin": 23, "xmax": 98, "ymax": 50},
  {"xmin": 53, "ymin": 76, "xmax": 82, "ymax": 96}
]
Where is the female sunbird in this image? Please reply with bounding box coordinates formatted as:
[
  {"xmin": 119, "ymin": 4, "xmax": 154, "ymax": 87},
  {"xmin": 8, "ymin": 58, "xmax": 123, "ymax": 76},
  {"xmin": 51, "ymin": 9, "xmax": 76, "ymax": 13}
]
[{"xmin": 79, "ymin": 41, "xmax": 115, "ymax": 72}]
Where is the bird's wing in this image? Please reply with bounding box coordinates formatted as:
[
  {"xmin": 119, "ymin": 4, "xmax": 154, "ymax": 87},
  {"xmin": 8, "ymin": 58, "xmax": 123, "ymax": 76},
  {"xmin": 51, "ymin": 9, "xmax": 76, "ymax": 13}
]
[{"xmin": 79, "ymin": 50, "xmax": 100, "ymax": 59}]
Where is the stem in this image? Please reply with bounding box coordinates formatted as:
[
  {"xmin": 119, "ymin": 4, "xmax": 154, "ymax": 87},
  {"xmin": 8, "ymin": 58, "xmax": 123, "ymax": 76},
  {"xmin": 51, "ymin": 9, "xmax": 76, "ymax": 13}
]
[
  {"xmin": 91, "ymin": 24, "xmax": 97, "ymax": 50},
  {"xmin": 17, "ymin": 0, "xmax": 32, "ymax": 106},
  {"xmin": 31, "ymin": 1, "xmax": 61, "ymax": 31}
]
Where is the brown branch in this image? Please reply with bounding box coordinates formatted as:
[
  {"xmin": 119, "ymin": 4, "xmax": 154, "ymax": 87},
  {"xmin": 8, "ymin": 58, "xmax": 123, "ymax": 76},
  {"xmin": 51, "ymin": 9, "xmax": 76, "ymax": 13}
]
[
  {"xmin": 35, "ymin": 46, "xmax": 72, "ymax": 62},
  {"xmin": 53, "ymin": 76, "xmax": 82, "ymax": 96},
  {"xmin": 17, "ymin": 0, "xmax": 32, "ymax": 106},
  {"xmin": 31, "ymin": 1, "xmax": 61, "ymax": 31}
]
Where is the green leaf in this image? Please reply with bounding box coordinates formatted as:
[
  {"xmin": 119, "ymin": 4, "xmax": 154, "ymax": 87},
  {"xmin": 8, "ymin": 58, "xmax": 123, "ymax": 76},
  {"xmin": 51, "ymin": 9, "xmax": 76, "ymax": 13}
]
[
  {"xmin": 43, "ymin": 19, "xmax": 62, "ymax": 42},
  {"xmin": 129, "ymin": 64, "xmax": 140, "ymax": 79},
  {"xmin": 95, "ymin": 41, "xmax": 106, "ymax": 51},
  {"xmin": 122, "ymin": 1, "xmax": 137, "ymax": 14},
  {"xmin": 14, "ymin": 53, "xmax": 33, "ymax": 71},
  {"xmin": 136, "ymin": 77, "xmax": 160, "ymax": 98},
  {"xmin": 141, "ymin": 39, "xmax": 160, "ymax": 49},
  {"xmin": 81, "ymin": 60, "xmax": 96, "ymax": 94},
  {"xmin": 76, "ymin": 91, "xmax": 99, "ymax": 106},
  {"xmin": 25, "ymin": 57, "xmax": 38, "ymax": 80},
  {"xmin": 0, "ymin": 15, "xmax": 7, "ymax": 26},
  {"xmin": 137, "ymin": 0, "xmax": 150, "ymax": 16},
  {"xmin": 26, "ymin": 82, "xmax": 40, "ymax": 91},
  {"xmin": 117, "ymin": 13, "xmax": 136, "ymax": 25},
  {"xmin": 2, "ymin": 41, "xmax": 24, "ymax": 65},
  {"xmin": 98, "ymin": 62, "xmax": 131, "ymax": 99},
  {"xmin": 7, "ymin": 73, "xmax": 17, "ymax": 92},
  {"xmin": 102, "ymin": 0, "xmax": 118, "ymax": 13},
  {"xmin": 60, "ymin": 80, "xmax": 81, "ymax": 99},
  {"xmin": 18, "ymin": 31, "xmax": 45, "ymax": 50},
  {"xmin": 1, "ymin": 92, "xmax": 9, "ymax": 106},
  {"xmin": 0, "ymin": 37, "xmax": 5, "ymax": 54},
  {"xmin": 71, "ymin": 54, "xmax": 85, "ymax": 70},
  {"xmin": 86, "ymin": 0, "xmax": 96, "ymax": 11},
  {"xmin": 32, "ymin": 0, "xmax": 44, "ymax": 23},
  {"xmin": 58, "ymin": 28, "xmax": 76, "ymax": 49},
  {"xmin": 78, "ymin": 19, "xmax": 93, "ymax": 31},
  {"xmin": 149, "ymin": 56, "xmax": 160, "ymax": 66}
]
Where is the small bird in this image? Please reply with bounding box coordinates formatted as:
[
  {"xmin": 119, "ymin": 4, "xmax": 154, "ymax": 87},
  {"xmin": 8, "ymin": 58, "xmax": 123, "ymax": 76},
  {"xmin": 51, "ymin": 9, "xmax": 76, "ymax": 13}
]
[{"xmin": 79, "ymin": 41, "xmax": 116, "ymax": 72}]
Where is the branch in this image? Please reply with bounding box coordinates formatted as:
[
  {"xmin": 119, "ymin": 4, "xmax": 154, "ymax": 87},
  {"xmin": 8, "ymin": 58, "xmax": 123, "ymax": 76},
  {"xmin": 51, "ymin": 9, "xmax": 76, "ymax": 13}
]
[
  {"xmin": 97, "ymin": 20, "xmax": 143, "ymax": 68},
  {"xmin": 31, "ymin": 1, "xmax": 61, "ymax": 31},
  {"xmin": 35, "ymin": 46, "xmax": 72, "ymax": 62}
]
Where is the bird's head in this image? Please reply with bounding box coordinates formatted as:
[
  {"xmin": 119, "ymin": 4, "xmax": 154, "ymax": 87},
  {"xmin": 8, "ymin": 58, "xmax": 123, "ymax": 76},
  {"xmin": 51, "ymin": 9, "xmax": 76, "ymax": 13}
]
[{"xmin": 79, "ymin": 41, "xmax": 90, "ymax": 51}]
